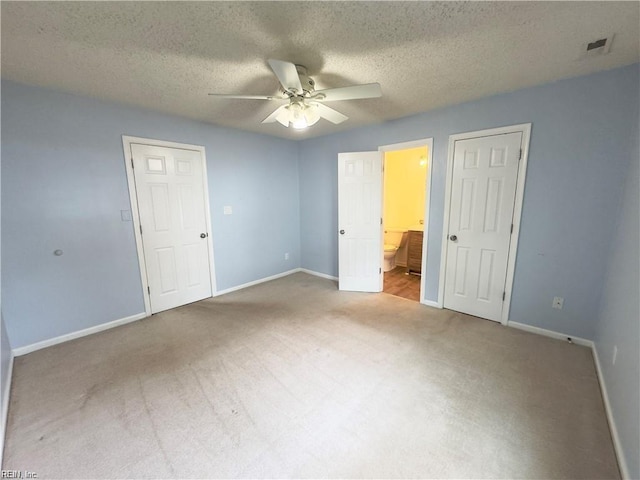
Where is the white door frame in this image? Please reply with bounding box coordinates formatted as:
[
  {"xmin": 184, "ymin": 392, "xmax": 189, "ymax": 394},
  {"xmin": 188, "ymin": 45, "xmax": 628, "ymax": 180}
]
[
  {"xmin": 379, "ymin": 138, "xmax": 434, "ymax": 305},
  {"xmin": 122, "ymin": 135, "xmax": 217, "ymax": 316},
  {"xmin": 437, "ymin": 124, "xmax": 531, "ymax": 324}
]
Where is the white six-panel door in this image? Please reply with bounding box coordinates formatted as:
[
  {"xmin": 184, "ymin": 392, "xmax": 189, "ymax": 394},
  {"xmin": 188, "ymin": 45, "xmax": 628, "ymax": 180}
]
[
  {"xmin": 338, "ymin": 151, "xmax": 383, "ymax": 292},
  {"xmin": 131, "ymin": 143, "xmax": 213, "ymax": 313},
  {"xmin": 443, "ymin": 132, "xmax": 522, "ymax": 321}
]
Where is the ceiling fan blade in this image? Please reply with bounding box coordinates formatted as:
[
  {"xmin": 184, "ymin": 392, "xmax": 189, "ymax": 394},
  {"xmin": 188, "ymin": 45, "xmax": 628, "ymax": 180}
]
[
  {"xmin": 262, "ymin": 104, "xmax": 289, "ymax": 125},
  {"xmin": 313, "ymin": 103, "xmax": 348, "ymax": 124},
  {"xmin": 208, "ymin": 93, "xmax": 278, "ymax": 100},
  {"xmin": 312, "ymin": 83, "xmax": 382, "ymax": 102},
  {"xmin": 268, "ymin": 59, "xmax": 303, "ymax": 95}
]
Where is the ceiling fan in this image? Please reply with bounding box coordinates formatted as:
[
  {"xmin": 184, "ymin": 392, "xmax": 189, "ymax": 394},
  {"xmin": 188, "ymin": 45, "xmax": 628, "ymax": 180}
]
[{"xmin": 208, "ymin": 59, "xmax": 382, "ymax": 130}]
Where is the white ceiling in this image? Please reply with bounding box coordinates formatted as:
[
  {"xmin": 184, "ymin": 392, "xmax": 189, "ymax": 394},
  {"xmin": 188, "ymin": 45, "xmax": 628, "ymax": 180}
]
[{"xmin": 2, "ymin": 2, "xmax": 638, "ymax": 140}]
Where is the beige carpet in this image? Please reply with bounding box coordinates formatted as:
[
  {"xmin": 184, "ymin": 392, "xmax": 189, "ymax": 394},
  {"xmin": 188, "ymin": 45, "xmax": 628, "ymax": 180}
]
[{"xmin": 3, "ymin": 273, "xmax": 619, "ymax": 479}]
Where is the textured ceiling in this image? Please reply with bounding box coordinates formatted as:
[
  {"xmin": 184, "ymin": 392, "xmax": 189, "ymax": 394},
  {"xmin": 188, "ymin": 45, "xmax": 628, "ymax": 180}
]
[{"xmin": 2, "ymin": 1, "xmax": 638, "ymax": 140}]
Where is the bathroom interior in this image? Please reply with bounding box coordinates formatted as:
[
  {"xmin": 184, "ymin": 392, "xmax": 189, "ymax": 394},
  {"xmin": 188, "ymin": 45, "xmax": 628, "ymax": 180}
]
[{"xmin": 383, "ymin": 145, "xmax": 428, "ymax": 302}]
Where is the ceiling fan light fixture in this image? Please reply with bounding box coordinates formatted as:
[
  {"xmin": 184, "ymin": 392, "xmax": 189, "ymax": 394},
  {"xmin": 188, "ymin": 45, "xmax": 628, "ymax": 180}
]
[
  {"xmin": 303, "ymin": 104, "xmax": 321, "ymax": 127},
  {"xmin": 289, "ymin": 102, "xmax": 308, "ymax": 129},
  {"xmin": 278, "ymin": 101, "xmax": 321, "ymax": 130}
]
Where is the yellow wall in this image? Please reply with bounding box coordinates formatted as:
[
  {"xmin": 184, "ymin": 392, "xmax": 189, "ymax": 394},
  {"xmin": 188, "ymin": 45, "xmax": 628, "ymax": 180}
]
[{"xmin": 383, "ymin": 146, "xmax": 428, "ymax": 231}]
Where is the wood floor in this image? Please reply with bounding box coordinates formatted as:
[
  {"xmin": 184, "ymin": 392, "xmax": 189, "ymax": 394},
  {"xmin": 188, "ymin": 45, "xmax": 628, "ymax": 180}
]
[{"xmin": 383, "ymin": 266, "xmax": 420, "ymax": 302}]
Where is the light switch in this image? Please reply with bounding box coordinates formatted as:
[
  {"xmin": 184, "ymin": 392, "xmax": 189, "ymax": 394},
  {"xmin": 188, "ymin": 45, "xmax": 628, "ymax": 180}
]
[
  {"xmin": 223, "ymin": 206, "xmax": 233, "ymax": 215},
  {"xmin": 121, "ymin": 210, "xmax": 132, "ymax": 221}
]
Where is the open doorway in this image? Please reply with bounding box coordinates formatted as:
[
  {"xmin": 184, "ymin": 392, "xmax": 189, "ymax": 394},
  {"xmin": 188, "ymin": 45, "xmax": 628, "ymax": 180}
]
[{"xmin": 379, "ymin": 139, "xmax": 433, "ymax": 303}]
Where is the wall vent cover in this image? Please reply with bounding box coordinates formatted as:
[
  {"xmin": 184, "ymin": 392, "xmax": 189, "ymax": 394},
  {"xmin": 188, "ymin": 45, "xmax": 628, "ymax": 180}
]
[
  {"xmin": 587, "ymin": 38, "xmax": 608, "ymax": 51},
  {"xmin": 582, "ymin": 34, "xmax": 614, "ymax": 58}
]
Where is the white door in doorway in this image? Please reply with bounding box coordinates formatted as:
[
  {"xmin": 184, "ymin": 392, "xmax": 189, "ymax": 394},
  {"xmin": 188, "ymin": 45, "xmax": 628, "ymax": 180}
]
[
  {"xmin": 338, "ymin": 151, "xmax": 383, "ymax": 292},
  {"xmin": 443, "ymin": 132, "xmax": 523, "ymax": 322},
  {"xmin": 131, "ymin": 143, "xmax": 213, "ymax": 313}
]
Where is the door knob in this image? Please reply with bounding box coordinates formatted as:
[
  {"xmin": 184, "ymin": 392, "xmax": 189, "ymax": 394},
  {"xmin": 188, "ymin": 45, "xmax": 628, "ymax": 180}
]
[
  {"xmin": 449, "ymin": 234, "xmax": 457, "ymax": 241},
  {"xmin": 339, "ymin": 230, "xmax": 345, "ymax": 235},
  {"xmin": 200, "ymin": 233, "xmax": 207, "ymax": 238}
]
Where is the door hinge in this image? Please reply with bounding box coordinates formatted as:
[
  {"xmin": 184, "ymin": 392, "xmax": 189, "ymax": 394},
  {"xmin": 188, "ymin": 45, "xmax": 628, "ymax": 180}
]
[
  {"xmin": 379, "ymin": 267, "xmax": 382, "ymax": 274},
  {"xmin": 510, "ymin": 223, "xmax": 514, "ymax": 234},
  {"xmin": 139, "ymin": 225, "xmax": 143, "ymax": 235},
  {"xmin": 503, "ymin": 291, "xmax": 506, "ymax": 301},
  {"xmin": 380, "ymin": 218, "xmax": 383, "ymax": 225},
  {"xmin": 518, "ymin": 149, "xmax": 522, "ymax": 160},
  {"xmin": 147, "ymin": 286, "xmax": 151, "ymax": 295},
  {"xmin": 131, "ymin": 158, "xmax": 134, "ymax": 169}
]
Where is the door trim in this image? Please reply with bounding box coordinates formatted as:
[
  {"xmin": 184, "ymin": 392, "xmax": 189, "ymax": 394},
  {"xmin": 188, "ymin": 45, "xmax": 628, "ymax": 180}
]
[
  {"xmin": 121, "ymin": 135, "xmax": 217, "ymax": 316},
  {"xmin": 379, "ymin": 138, "xmax": 434, "ymax": 305},
  {"xmin": 437, "ymin": 124, "xmax": 531, "ymax": 324}
]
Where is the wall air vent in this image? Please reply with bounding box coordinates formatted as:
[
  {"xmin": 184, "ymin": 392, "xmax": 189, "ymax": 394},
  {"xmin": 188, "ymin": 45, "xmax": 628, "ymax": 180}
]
[
  {"xmin": 587, "ymin": 38, "xmax": 608, "ymax": 51},
  {"xmin": 582, "ymin": 34, "xmax": 614, "ymax": 58}
]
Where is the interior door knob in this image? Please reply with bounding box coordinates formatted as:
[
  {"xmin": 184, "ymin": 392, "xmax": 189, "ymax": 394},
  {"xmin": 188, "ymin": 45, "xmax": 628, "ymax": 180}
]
[
  {"xmin": 200, "ymin": 233, "xmax": 207, "ymax": 238},
  {"xmin": 339, "ymin": 229, "xmax": 345, "ymax": 235},
  {"xmin": 449, "ymin": 234, "xmax": 457, "ymax": 241}
]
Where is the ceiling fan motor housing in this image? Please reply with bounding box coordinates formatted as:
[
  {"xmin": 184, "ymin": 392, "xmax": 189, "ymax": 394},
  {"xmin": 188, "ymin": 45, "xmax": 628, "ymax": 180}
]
[{"xmin": 295, "ymin": 65, "xmax": 315, "ymax": 95}]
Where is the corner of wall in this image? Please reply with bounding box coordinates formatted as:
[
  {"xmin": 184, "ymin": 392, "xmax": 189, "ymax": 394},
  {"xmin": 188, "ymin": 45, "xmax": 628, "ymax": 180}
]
[
  {"xmin": 591, "ymin": 343, "xmax": 631, "ymax": 479},
  {"xmin": 1, "ymin": 350, "xmax": 14, "ymax": 466}
]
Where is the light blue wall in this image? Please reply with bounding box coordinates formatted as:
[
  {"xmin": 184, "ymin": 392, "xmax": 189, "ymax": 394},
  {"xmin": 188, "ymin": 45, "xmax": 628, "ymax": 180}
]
[
  {"xmin": 1, "ymin": 81, "xmax": 300, "ymax": 349},
  {"xmin": 299, "ymin": 64, "xmax": 639, "ymax": 340},
  {"xmin": 594, "ymin": 108, "xmax": 639, "ymax": 479}
]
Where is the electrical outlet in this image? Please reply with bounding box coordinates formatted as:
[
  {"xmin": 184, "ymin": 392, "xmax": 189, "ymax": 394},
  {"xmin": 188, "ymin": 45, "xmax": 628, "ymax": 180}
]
[
  {"xmin": 223, "ymin": 206, "xmax": 232, "ymax": 215},
  {"xmin": 612, "ymin": 345, "xmax": 618, "ymax": 365},
  {"xmin": 284, "ymin": 252, "xmax": 289, "ymax": 260},
  {"xmin": 552, "ymin": 296, "xmax": 564, "ymax": 309}
]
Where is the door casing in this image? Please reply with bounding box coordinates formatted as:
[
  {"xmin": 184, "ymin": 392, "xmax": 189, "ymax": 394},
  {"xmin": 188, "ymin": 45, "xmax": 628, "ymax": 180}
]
[
  {"xmin": 438, "ymin": 124, "xmax": 531, "ymax": 324},
  {"xmin": 122, "ymin": 135, "xmax": 217, "ymax": 316}
]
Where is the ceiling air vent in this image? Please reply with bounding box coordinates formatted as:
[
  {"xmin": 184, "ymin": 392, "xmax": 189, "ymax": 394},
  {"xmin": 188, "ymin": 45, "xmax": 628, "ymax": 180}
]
[
  {"xmin": 582, "ymin": 34, "xmax": 614, "ymax": 58},
  {"xmin": 587, "ymin": 38, "xmax": 608, "ymax": 51}
]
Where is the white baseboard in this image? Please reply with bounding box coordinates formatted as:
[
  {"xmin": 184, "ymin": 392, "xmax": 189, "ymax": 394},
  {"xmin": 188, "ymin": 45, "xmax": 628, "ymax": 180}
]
[
  {"xmin": 12, "ymin": 312, "xmax": 147, "ymax": 357},
  {"xmin": 507, "ymin": 321, "xmax": 593, "ymax": 347},
  {"xmin": 299, "ymin": 268, "xmax": 338, "ymax": 282},
  {"xmin": 592, "ymin": 344, "xmax": 630, "ymax": 480},
  {"xmin": 421, "ymin": 299, "xmax": 442, "ymax": 308},
  {"xmin": 213, "ymin": 268, "xmax": 303, "ymax": 297},
  {"xmin": 1, "ymin": 350, "xmax": 14, "ymax": 466}
]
